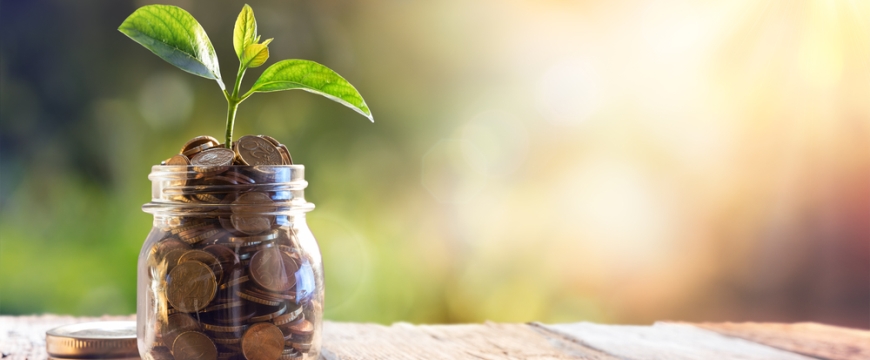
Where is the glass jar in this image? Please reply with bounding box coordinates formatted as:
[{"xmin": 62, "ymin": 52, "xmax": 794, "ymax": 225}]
[{"xmin": 139, "ymin": 165, "xmax": 323, "ymax": 360}]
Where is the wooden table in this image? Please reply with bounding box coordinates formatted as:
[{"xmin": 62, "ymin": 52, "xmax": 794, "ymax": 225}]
[{"xmin": 1, "ymin": 315, "xmax": 867, "ymax": 359}]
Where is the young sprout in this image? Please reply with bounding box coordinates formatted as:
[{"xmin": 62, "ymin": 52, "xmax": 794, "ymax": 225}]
[{"xmin": 119, "ymin": 4, "xmax": 373, "ymax": 147}]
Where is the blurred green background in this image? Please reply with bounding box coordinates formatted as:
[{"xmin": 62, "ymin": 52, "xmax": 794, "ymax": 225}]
[{"xmin": 1, "ymin": 0, "xmax": 868, "ymax": 328}]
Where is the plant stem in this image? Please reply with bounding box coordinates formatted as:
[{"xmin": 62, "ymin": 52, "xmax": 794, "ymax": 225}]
[
  {"xmin": 224, "ymin": 64, "xmax": 248, "ymax": 147},
  {"xmin": 224, "ymin": 100, "xmax": 239, "ymax": 147}
]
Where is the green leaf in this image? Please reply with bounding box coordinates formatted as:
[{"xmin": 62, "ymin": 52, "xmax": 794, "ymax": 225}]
[
  {"xmin": 233, "ymin": 4, "xmax": 257, "ymax": 59},
  {"xmin": 119, "ymin": 5, "xmax": 224, "ymax": 90},
  {"xmin": 242, "ymin": 39, "xmax": 272, "ymax": 68},
  {"xmin": 249, "ymin": 60, "xmax": 373, "ymax": 121}
]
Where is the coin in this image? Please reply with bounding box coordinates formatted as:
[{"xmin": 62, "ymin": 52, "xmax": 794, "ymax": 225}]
[
  {"xmin": 277, "ymin": 144, "xmax": 292, "ymax": 165},
  {"xmin": 167, "ymin": 261, "xmax": 217, "ymax": 313},
  {"xmin": 237, "ymin": 290, "xmax": 283, "ymax": 306},
  {"xmin": 151, "ymin": 237, "xmax": 189, "ymax": 258},
  {"xmin": 288, "ymin": 342, "xmax": 311, "ymax": 353},
  {"xmin": 226, "ymin": 230, "xmax": 279, "ymax": 245},
  {"xmin": 249, "ymin": 302, "xmax": 288, "ymax": 323},
  {"xmin": 172, "ymin": 331, "xmax": 217, "ymax": 360},
  {"xmin": 241, "ymin": 323, "xmax": 285, "ymax": 360},
  {"xmin": 150, "ymin": 346, "xmax": 175, "ymax": 360},
  {"xmin": 191, "ymin": 148, "xmax": 235, "ymax": 176},
  {"xmin": 249, "ymin": 249, "xmax": 299, "ymax": 292},
  {"xmin": 231, "ymin": 192, "xmax": 276, "ymax": 214},
  {"xmin": 166, "ymin": 154, "xmax": 192, "ymax": 166},
  {"xmin": 162, "ymin": 313, "xmax": 201, "ymax": 348},
  {"xmin": 257, "ymin": 135, "xmax": 281, "ymax": 147},
  {"xmin": 178, "ymin": 250, "xmax": 224, "ymax": 284},
  {"xmin": 194, "ymin": 193, "xmax": 223, "ymax": 203},
  {"xmin": 170, "ymin": 221, "xmax": 215, "ymax": 235},
  {"xmin": 272, "ymin": 305, "xmax": 303, "ymax": 326},
  {"xmin": 219, "ymin": 217, "xmax": 247, "ymax": 236},
  {"xmin": 181, "ymin": 228, "xmax": 223, "ymax": 245},
  {"xmin": 246, "ymin": 285, "xmax": 297, "ymax": 301},
  {"xmin": 279, "ymin": 348, "xmax": 303, "ymax": 360},
  {"xmin": 219, "ymin": 275, "xmax": 249, "ymax": 290},
  {"xmin": 235, "ymin": 135, "xmax": 283, "ymax": 166},
  {"xmin": 160, "ymin": 248, "xmax": 188, "ymax": 275},
  {"xmin": 180, "ymin": 135, "xmax": 220, "ymax": 155},
  {"xmin": 203, "ymin": 245, "xmax": 241, "ymax": 273},
  {"xmin": 230, "ymin": 215, "xmax": 272, "ymax": 235}
]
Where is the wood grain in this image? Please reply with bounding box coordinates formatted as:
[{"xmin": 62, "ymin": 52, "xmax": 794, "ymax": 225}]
[
  {"xmin": 3, "ymin": 315, "xmax": 869, "ymax": 360},
  {"xmin": 694, "ymin": 322, "xmax": 870, "ymax": 360},
  {"xmin": 322, "ymin": 321, "xmax": 614, "ymax": 360},
  {"xmin": 537, "ymin": 322, "xmax": 815, "ymax": 360}
]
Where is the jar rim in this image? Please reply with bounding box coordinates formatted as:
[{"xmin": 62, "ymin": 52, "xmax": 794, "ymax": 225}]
[{"xmin": 144, "ymin": 164, "xmax": 313, "ymax": 215}]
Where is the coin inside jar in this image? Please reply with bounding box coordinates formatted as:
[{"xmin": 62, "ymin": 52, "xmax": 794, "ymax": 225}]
[
  {"xmin": 231, "ymin": 192, "xmax": 276, "ymax": 214},
  {"xmin": 178, "ymin": 250, "xmax": 224, "ymax": 283},
  {"xmin": 167, "ymin": 261, "xmax": 217, "ymax": 313},
  {"xmin": 241, "ymin": 323, "xmax": 285, "ymax": 360},
  {"xmin": 249, "ymin": 249, "xmax": 299, "ymax": 292},
  {"xmin": 172, "ymin": 331, "xmax": 218, "ymax": 360},
  {"xmin": 235, "ymin": 135, "xmax": 283, "ymax": 166},
  {"xmin": 162, "ymin": 313, "xmax": 201, "ymax": 348}
]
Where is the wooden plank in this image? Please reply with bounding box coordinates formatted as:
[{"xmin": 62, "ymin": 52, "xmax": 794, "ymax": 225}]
[
  {"xmin": 694, "ymin": 322, "xmax": 870, "ymax": 360},
  {"xmin": 0, "ymin": 315, "xmax": 135, "ymax": 360},
  {"xmin": 322, "ymin": 321, "xmax": 614, "ymax": 360},
  {"xmin": 536, "ymin": 322, "xmax": 816, "ymax": 360}
]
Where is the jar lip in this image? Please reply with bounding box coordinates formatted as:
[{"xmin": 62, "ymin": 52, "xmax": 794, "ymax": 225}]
[
  {"xmin": 151, "ymin": 164, "xmax": 305, "ymax": 169},
  {"xmin": 146, "ymin": 164, "xmax": 311, "ymax": 213},
  {"xmin": 148, "ymin": 164, "xmax": 306, "ymax": 184},
  {"xmin": 142, "ymin": 201, "xmax": 315, "ymax": 214}
]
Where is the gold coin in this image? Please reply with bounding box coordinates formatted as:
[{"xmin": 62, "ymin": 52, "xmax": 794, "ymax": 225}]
[
  {"xmin": 277, "ymin": 144, "xmax": 293, "ymax": 165},
  {"xmin": 226, "ymin": 230, "xmax": 279, "ymax": 245},
  {"xmin": 235, "ymin": 135, "xmax": 283, "ymax": 166},
  {"xmin": 219, "ymin": 275, "xmax": 249, "ymax": 290},
  {"xmin": 167, "ymin": 261, "xmax": 217, "ymax": 313},
  {"xmin": 160, "ymin": 248, "xmax": 188, "ymax": 275},
  {"xmin": 288, "ymin": 342, "xmax": 311, "ymax": 353},
  {"xmin": 194, "ymin": 193, "xmax": 223, "ymax": 203},
  {"xmin": 241, "ymin": 323, "xmax": 285, "ymax": 360},
  {"xmin": 231, "ymin": 192, "xmax": 276, "ymax": 214},
  {"xmin": 203, "ymin": 300, "xmax": 244, "ymax": 313},
  {"xmin": 166, "ymin": 154, "xmax": 191, "ymax": 166},
  {"xmin": 182, "ymin": 229, "xmax": 223, "ymax": 245},
  {"xmin": 177, "ymin": 226, "xmax": 217, "ymax": 242},
  {"xmin": 279, "ymin": 349, "xmax": 303, "ymax": 360},
  {"xmin": 248, "ymin": 302, "xmax": 288, "ymax": 323},
  {"xmin": 177, "ymin": 250, "xmax": 224, "ymax": 283},
  {"xmin": 150, "ymin": 346, "xmax": 175, "ymax": 360},
  {"xmin": 202, "ymin": 322, "xmax": 249, "ymax": 333},
  {"xmin": 180, "ymin": 135, "xmax": 219, "ymax": 154},
  {"xmin": 249, "ymin": 249, "xmax": 299, "ymax": 292},
  {"xmin": 191, "ymin": 148, "xmax": 235, "ymax": 176},
  {"xmin": 257, "ymin": 135, "xmax": 281, "ymax": 147},
  {"xmin": 172, "ymin": 331, "xmax": 217, "ymax": 360},
  {"xmin": 162, "ymin": 314, "xmax": 200, "ymax": 348},
  {"xmin": 230, "ymin": 215, "xmax": 272, "ymax": 235},
  {"xmin": 170, "ymin": 221, "xmax": 214, "ymax": 235},
  {"xmin": 272, "ymin": 305, "xmax": 303, "ymax": 326},
  {"xmin": 212, "ymin": 337, "xmax": 241, "ymax": 345},
  {"xmin": 236, "ymin": 290, "xmax": 282, "ymax": 306}
]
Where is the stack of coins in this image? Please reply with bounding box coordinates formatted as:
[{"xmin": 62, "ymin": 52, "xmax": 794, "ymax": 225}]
[{"xmin": 146, "ymin": 135, "xmax": 316, "ymax": 360}]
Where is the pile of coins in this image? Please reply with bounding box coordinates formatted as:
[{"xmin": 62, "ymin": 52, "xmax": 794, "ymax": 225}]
[{"xmin": 146, "ymin": 135, "xmax": 316, "ymax": 360}]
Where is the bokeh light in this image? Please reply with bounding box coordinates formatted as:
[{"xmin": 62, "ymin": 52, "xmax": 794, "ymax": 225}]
[{"xmin": 0, "ymin": 0, "xmax": 867, "ymax": 328}]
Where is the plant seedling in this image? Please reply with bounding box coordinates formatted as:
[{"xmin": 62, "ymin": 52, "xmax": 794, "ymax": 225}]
[{"xmin": 119, "ymin": 4, "xmax": 372, "ymax": 147}]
